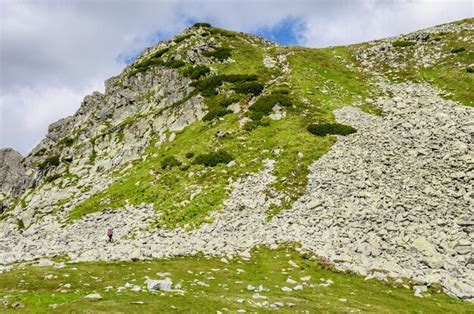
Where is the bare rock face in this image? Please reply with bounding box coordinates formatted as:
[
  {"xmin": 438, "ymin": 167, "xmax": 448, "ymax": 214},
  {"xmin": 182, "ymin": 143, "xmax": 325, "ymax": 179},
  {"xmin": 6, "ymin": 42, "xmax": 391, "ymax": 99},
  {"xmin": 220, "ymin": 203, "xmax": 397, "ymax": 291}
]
[{"xmin": 0, "ymin": 149, "xmax": 29, "ymax": 203}]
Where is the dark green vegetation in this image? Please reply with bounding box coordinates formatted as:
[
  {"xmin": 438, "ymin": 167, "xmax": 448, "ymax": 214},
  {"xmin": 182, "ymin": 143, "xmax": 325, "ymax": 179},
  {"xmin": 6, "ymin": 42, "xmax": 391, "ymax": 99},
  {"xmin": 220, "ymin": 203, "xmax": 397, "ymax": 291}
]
[
  {"xmin": 161, "ymin": 156, "xmax": 182, "ymax": 170},
  {"xmin": 307, "ymin": 123, "xmax": 357, "ymax": 136},
  {"xmin": 163, "ymin": 59, "xmax": 186, "ymax": 68},
  {"xmin": 192, "ymin": 22, "xmax": 211, "ymax": 28},
  {"xmin": 202, "ymin": 107, "xmax": 232, "ymax": 121},
  {"xmin": 392, "ymin": 40, "xmax": 416, "ymax": 47},
  {"xmin": 232, "ymin": 81, "xmax": 264, "ymax": 95},
  {"xmin": 58, "ymin": 136, "xmax": 76, "ymax": 147},
  {"xmin": 203, "ymin": 47, "xmax": 232, "ymax": 61},
  {"xmin": 38, "ymin": 155, "xmax": 60, "ymax": 170},
  {"xmin": 181, "ymin": 65, "xmax": 210, "ymax": 79},
  {"xmin": 1, "ymin": 246, "xmax": 472, "ymax": 313},
  {"xmin": 191, "ymin": 74, "xmax": 258, "ymax": 96},
  {"xmin": 193, "ymin": 150, "xmax": 233, "ymax": 167},
  {"xmin": 450, "ymin": 47, "xmax": 466, "ymax": 53},
  {"xmin": 248, "ymin": 94, "xmax": 292, "ymax": 120}
]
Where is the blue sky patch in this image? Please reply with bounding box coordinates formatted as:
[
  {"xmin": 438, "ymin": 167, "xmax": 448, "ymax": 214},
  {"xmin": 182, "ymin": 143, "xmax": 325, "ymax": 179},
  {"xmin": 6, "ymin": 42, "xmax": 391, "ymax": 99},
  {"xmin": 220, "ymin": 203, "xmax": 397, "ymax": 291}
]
[{"xmin": 255, "ymin": 16, "xmax": 306, "ymax": 46}]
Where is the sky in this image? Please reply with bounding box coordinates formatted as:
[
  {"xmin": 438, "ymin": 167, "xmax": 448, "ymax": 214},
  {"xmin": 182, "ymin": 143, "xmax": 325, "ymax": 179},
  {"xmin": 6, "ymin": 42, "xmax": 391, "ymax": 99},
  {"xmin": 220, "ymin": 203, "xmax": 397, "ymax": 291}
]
[{"xmin": 1, "ymin": 0, "xmax": 472, "ymax": 155}]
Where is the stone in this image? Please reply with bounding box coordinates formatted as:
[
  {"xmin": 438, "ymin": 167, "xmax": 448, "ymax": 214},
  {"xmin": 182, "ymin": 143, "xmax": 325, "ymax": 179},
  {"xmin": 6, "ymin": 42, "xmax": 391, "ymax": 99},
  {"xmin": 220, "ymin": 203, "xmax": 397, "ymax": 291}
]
[
  {"xmin": 146, "ymin": 278, "xmax": 172, "ymax": 291},
  {"xmin": 84, "ymin": 293, "xmax": 102, "ymax": 300},
  {"xmin": 281, "ymin": 287, "xmax": 292, "ymax": 292}
]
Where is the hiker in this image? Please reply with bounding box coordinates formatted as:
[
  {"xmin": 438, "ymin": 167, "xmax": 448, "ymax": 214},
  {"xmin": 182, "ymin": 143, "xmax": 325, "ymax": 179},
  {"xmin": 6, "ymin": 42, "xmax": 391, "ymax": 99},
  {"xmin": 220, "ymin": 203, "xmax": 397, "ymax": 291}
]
[{"xmin": 106, "ymin": 227, "xmax": 113, "ymax": 243}]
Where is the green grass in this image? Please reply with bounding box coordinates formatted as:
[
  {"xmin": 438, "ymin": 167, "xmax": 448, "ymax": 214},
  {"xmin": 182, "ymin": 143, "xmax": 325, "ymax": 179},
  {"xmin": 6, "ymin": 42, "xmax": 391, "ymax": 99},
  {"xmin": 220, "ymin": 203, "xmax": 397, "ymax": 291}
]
[
  {"xmin": 358, "ymin": 27, "xmax": 474, "ymax": 107},
  {"xmin": 0, "ymin": 246, "xmax": 471, "ymax": 313}
]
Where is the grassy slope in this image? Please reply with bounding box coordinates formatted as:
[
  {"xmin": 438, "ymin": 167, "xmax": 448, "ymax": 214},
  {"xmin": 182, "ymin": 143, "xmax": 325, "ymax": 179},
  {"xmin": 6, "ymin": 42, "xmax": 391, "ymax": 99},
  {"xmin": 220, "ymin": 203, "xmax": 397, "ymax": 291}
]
[
  {"xmin": 1, "ymin": 246, "xmax": 472, "ymax": 313},
  {"xmin": 363, "ymin": 17, "xmax": 473, "ymax": 106},
  {"xmin": 69, "ymin": 28, "xmax": 375, "ymax": 226}
]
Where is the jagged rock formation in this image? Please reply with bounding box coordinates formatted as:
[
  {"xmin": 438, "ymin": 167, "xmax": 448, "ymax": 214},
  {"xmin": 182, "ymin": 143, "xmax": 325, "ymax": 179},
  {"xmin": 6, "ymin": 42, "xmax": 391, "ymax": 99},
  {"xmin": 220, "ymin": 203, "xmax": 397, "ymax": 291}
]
[
  {"xmin": 0, "ymin": 19, "xmax": 473, "ymax": 301},
  {"xmin": 0, "ymin": 149, "xmax": 30, "ymax": 209}
]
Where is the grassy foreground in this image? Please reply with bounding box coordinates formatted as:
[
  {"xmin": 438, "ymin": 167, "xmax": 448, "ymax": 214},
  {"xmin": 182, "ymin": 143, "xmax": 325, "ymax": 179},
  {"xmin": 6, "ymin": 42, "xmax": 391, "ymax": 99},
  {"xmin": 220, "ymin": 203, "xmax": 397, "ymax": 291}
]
[{"xmin": 1, "ymin": 246, "xmax": 472, "ymax": 313}]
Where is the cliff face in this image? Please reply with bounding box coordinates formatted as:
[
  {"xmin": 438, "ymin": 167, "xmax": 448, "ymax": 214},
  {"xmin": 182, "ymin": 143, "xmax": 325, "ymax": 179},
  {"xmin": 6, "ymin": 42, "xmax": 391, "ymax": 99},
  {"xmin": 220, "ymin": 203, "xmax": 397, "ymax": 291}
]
[
  {"xmin": 0, "ymin": 20, "xmax": 473, "ymax": 300},
  {"xmin": 0, "ymin": 148, "xmax": 29, "ymax": 209}
]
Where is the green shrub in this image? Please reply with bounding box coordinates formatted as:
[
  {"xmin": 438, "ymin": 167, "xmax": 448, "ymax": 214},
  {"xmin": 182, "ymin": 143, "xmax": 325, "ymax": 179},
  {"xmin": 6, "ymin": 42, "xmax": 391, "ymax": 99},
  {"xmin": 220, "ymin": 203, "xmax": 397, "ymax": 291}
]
[
  {"xmin": 193, "ymin": 22, "xmax": 211, "ymax": 28},
  {"xmin": 185, "ymin": 152, "xmax": 195, "ymax": 159},
  {"xmin": 467, "ymin": 67, "xmax": 474, "ymax": 73},
  {"xmin": 45, "ymin": 174, "xmax": 61, "ymax": 183},
  {"xmin": 128, "ymin": 47, "xmax": 170, "ymax": 77},
  {"xmin": 38, "ymin": 155, "xmax": 60, "ymax": 170},
  {"xmin": 203, "ymin": 47, "xmax": 232, "ymax": 61},
  {"xmin": 182, "ymin": 65, "xmax": 210, "ymax": 79},
  {"xmin": 161, "ymin": 156, "xmax": 182, "ymax": 169},
  {"xmin": 150, "ymin": 47, "xmax": 170, "ymax": 59},
  {"xmin": 164, "ymin": 59, "xmax": 186, "ymax": 68},
  {"xmin": 59, "ymin": 136, "xmax": 76, "ymax": 147},
  {"xmin": 451, "ymin": 47, "xmax": 466, "ymax": 53},
  {"xmin": 203, "ymin": 108, "xmax": 232, "ymax": 121},
  {"xmin": 223, "ymin": 74, "xmax": 258, "ymax": 82},
  {"xmin": 392, "ymin": 40, "xmax": 416, "ymax": 47},
  {"xmin": 17, "ymin": 219, "xmax": 25, "ymax": 230},
  {"xmin": 191, "ymin": 74, "xmax": 258, "ymax": 96},
  {"xmin": 271, "ymin": 88, "xmax": 289, "ymax": 94},
  {"xmin": 174, "ymin": 34, "xmax": 192, "ymax": 43},
  {"xmin": 232, "ymin": 81, "xmax": 264, "ymax": 96},
  {"xmin": 248, "ymin": 94, "xmax": 292, "ymax": 120},
  {"xmin": 33, "ymin": 148, "xmax": 46, "ymax": 157},
  {"xmin": 243, "ymin": 119, "xmax": 270, "ymax": 131},
  {"xmin": 193, "ymin": 150, "xmax": 233, "ymax": 167},
  {"xmin": 307, "ymin": 123, "xmax": 357, "ymax": 136},
  {"xmin": 208, "ymin": 28, "xmax": 236, "ymax": 37}
]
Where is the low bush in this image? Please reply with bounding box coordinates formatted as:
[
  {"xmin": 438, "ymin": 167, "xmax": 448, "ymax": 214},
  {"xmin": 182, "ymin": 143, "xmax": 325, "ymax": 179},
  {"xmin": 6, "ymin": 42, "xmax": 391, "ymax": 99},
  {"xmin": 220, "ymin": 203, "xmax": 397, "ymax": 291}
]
[
  {"xmin": 164, "ymin": 59, "xmax": 186, "ymax": 68},
  {"xmin": 271, "ymin": 88, "xmax": 289, "ymax": 94},
  {"xmin": 193, "ymin": 150, "xmax": 233, "ymax": 167},
  {"xmin": 182, "ymin": 65, "xmax": 210, "ymax": 80},
  {"xmin": 128, "ymin": 47, "xmax": 170, "ymax": 77},
  {"xmin": 191, "ymin": 74, "xmax": 258, "ymax": 96},
  {"xmin": 38, "ymin": 155, "xmax": 60, "ymax": 170},
  {"xmin": 208, "ymin": 28, "xmax": 236, "ymax": 37},
  {"xmin": 174, "ymin": 34, "xmax": 192, "ymax": 43},
  {"xmin": 203, "ymin": 108, "xmax": 232, "ymax": 121},
  {"xmin": 203, "ymin": 47, "xmax": 232, "ymax": 61},
  {"xmin": 45, "ymin": 174, "xmax": 61, "ymax": 183},
  {"xmin": 451, "ymin": 47, "xmax": 466, "ymax": 53},
  {"xmin": 243, "ymin": 119, "xmax": 270, "ymax": 131},
  {"xmin": 232, "ymin": 81, "xmax": 264, "ymax": 96},
  {"xmin": 248, "ymin": 94, "xmax": 292, "ymax": 119},
  {"xmin": 59, "ymin": 136, "xmax": 76, "ymax": 147},
  {"xmin": 161, "ymin": 156, "xmax": 182, "ymax": 170},
  {"xmin": 307, "ymin": 123, "xmax": 357, "ymax": 136},
  {"xmin": 193, "ymin": 22, "xmax": 211, "ymax": 28},
  {"xmin": 185, "ymin": 152, "xmax": 195, "ymax": 159},
  {"xmin": 392, "ymin": 40, "xmax": 416, "ymax": 47}
]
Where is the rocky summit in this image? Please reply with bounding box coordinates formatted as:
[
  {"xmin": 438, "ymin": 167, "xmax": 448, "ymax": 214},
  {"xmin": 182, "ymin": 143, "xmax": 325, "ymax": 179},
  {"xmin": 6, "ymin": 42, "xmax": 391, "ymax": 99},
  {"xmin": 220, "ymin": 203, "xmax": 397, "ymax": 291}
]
[{"xmin": 0, "ymin": 19, "xmax": 473, "ymax": 311}]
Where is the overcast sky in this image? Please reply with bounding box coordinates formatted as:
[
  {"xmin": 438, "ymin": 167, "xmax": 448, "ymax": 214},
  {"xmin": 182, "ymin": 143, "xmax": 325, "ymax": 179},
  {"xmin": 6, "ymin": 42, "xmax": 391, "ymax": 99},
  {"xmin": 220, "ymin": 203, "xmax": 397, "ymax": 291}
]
[{"xmin": 1, "ymin": 0, "xmax": 472, "ymax": 155}]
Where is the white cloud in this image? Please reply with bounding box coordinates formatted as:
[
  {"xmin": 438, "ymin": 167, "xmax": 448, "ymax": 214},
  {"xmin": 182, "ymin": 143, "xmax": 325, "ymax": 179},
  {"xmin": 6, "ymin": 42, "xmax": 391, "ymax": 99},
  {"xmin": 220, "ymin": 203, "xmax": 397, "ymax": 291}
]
[{"xmin": 0, "ymin": 0, "xmax": 472, "ymax": 154}]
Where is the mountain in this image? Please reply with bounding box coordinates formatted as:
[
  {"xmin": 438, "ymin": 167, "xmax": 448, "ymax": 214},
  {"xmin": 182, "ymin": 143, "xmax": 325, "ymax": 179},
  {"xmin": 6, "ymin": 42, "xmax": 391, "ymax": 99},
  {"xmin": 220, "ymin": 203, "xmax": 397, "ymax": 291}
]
[{"xmin": 0, "ymin": 19, "xmax": 473, "ymax": 310}]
